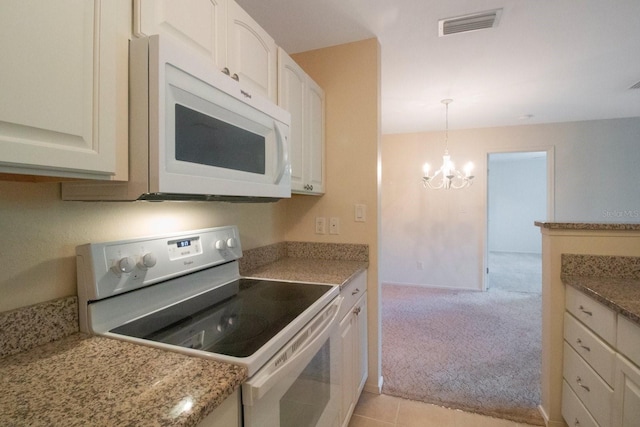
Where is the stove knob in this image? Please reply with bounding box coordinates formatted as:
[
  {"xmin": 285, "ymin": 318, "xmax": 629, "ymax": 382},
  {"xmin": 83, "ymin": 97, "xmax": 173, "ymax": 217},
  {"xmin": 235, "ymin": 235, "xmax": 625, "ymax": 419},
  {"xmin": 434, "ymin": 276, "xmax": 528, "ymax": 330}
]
[
  {"xmin": 215, "ymin": 239, "xmax": 227, "ymax": 250},
  {"xmin": 137, "ymin": 252, "xmax": 157, "ymax": 269},
  {"xmin": 112, "ymin": 256, "xmax": 135, "ymax": 274},
  {"xmin": 226, "ymin": 237, "xmax": 237, "ymax": 248}
]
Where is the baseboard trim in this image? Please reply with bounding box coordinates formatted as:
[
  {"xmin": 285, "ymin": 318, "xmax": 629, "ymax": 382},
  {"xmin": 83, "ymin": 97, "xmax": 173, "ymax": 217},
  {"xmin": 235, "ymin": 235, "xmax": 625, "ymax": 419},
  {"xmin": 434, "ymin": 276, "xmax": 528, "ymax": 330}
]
[
  {"xmin": 538, "ymin": 404, "xmax": 564, "ymax": 427},
  {"xmin": 363, "ymin": 376, "xmax": 383, "ymax": 394}
]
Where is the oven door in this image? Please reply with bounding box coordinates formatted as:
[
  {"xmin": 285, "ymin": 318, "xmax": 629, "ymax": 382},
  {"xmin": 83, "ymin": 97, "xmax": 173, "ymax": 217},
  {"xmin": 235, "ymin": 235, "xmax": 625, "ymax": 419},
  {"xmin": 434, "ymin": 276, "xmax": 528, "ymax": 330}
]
[{"xmin": 242, "ymin": 296, "xmax": 343, "ymax": 427}]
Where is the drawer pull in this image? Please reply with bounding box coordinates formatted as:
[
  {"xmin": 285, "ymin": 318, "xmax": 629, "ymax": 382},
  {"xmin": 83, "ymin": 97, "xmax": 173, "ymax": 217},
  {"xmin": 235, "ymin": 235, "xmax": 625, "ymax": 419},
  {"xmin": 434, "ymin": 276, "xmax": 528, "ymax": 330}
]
[
  {"xmin": 574, "ymin": 418, "xmax": 580, "ymax": 426},
  {"xmin": 575, "ymin": 338, "xmax": 591, "ymax": 352},
  {"xmin": 575, "ymin": 376, "xmax": 590, "ymax": 392},
  {"xmin": 352, "ymin": 288, "xmax": 360, "ymax": 296},
  {"xmin": 353, "ymin": 306, "xmax": 361, "ymax": 315},
  {"xmin": 578, "ymin": 305, "xmax": 593, "ymax": 316}
]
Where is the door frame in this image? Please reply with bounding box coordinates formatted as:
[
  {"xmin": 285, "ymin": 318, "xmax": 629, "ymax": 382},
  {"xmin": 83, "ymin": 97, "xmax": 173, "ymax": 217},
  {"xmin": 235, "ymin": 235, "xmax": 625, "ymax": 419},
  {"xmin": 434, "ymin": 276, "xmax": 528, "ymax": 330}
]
[{"xmin": 481, "ymin": 146, "xmax": 555, "ymax": 291}]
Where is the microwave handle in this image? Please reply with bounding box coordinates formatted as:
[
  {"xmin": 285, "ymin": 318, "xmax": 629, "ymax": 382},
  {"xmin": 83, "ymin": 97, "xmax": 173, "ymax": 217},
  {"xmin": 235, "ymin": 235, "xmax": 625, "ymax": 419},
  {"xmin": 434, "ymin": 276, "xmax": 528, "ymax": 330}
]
[
  {"xmin": 273, "ymin": 121, "xmax": 289, "ymax": 185},
  {"xmin": 243, "ymin": 296, "xmax": 343, "ymax": 405}
]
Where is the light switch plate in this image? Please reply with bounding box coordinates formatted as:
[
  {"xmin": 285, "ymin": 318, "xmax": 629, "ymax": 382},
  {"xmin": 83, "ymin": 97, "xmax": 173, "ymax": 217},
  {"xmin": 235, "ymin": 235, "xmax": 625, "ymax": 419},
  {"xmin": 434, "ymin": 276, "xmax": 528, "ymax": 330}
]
[
  {"xmin": 315, "ymin": 217, "xmax": 326, "ymax": 234},
  {"xmin": 355, "ymin": 204, "xmax": 366, "ymax": 222}
]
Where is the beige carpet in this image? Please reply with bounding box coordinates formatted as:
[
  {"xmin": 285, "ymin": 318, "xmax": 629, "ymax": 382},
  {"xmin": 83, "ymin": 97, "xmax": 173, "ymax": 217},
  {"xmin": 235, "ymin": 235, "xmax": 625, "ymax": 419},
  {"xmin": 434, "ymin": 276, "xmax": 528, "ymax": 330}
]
[{"xmin": 381, "ymin": 284, "xmax": 544, "ymax": 426}]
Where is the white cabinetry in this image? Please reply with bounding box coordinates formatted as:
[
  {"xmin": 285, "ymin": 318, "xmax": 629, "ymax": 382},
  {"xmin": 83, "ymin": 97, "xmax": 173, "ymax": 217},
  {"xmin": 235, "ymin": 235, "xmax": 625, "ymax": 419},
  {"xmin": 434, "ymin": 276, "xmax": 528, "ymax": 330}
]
[
  {"xmin": 563, "ymin": 286, "xmax": 640, "ymax": 427},
  {"xmin": 134, "ymin": 0, "xmax": 277, "ymax": 102},
  {"xmin": 278, "ymin": 48, "xmax": 325, "ymax": 195},
  {"xmin": 0, "ymin": 0, "xmax": 130, "ymax": 180},
  {"xmin": 197, "ymin": 389, "xmax": 240, "ymax": 427},
  {"xmin": 339, "ymin": 271, "xmax": 368, "ymax": 427},
  {"xmin": 563, "ymin": 286, "xmax": 615, "ymax": 427},
  {"xmin": 613, "ymin": 316, "xmax": 640, "ymax": 427}
]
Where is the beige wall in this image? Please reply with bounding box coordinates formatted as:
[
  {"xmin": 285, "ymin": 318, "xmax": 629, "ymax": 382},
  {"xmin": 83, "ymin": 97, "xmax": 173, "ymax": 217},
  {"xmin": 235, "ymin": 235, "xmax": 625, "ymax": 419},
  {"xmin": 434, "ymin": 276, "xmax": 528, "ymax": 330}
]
[
  {"xmin": 290, "ymin": 38, "xmax": 382, "ymax": 391},
  {"xmin": 382, "ymin": 118, "xmax": 640, "ymax": 291},
  {"xmin": 0, "ymin": 180, "xmax": 287, "ymax": 312}
]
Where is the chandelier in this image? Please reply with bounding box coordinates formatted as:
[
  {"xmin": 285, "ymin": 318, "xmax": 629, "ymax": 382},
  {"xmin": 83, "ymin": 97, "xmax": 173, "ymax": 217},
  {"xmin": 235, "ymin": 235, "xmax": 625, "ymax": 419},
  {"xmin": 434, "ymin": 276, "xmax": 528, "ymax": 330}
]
[{"xmin": 422, "ymin": 99, "xmax": 474, "ymax": 190}]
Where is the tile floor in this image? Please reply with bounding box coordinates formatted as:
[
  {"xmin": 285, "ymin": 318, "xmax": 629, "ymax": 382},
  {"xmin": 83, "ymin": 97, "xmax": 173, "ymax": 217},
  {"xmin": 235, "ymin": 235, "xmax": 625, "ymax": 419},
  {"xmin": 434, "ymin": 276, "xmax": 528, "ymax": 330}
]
[{"xmin": 348, "ymin": 392, "xmax": 540, "ymax": 427}]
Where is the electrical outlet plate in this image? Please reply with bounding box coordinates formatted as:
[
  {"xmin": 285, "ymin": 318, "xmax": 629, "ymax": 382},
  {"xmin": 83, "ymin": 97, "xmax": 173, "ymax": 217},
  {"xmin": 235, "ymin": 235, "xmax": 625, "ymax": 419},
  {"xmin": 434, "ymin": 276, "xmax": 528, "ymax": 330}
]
[
  {"xmin": 329, "ymin": 217, "xmax": 340, "ymax": 234},
  {"xmin": 315, "ymin": 217, "xmax": 326, "ymax": 234}
]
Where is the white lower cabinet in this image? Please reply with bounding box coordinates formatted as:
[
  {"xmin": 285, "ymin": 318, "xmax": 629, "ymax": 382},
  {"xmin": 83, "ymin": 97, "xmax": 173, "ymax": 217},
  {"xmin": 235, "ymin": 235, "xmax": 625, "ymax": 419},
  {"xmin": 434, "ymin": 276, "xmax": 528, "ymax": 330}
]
[
  {"xmin": 613, "ymin": 316, "xmax": 640, "ymax": 427},
  {"xmin": 563, "ymin": 286, "xmax": 640, "ymax": 427},
  {"xmin": 197, "ymin": 389, "xmax": 240, "ymax": 427},
  {"xmin": 0, "ymin": 0, "xmax": 130, "ymax": 180},
  {"xmin": 339, "ymin": 271, "xmax": 368, "ymax": 427}
]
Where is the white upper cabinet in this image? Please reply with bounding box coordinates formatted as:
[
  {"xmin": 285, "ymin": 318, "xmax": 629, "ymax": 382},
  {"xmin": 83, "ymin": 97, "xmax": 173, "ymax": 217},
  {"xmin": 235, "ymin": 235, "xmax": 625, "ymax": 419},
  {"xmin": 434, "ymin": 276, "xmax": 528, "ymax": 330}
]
[
  {"xmin": 227, "ymin": 0, "xmax": 277, "ymax": 102},
  {"xmin": 278, "ymin": 48, "xmax": 325, "ymax": 195},
  {"xmin": 135, "ymin": 0, "xmax": 277, "ymax": 103},
  {"xmin": 0, "ymin": 0, "xmax": 130, "ymax": 180},
  {"xmin": 134, "ymin": 0, "xmax": 227, "ymax": 70}
]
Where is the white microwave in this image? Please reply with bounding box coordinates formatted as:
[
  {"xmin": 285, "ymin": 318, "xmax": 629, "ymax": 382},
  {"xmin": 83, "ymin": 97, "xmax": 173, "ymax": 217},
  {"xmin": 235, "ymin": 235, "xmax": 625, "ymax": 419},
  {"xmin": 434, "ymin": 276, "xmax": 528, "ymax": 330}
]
[{"xmin": 63, "ymin": 35, "xmax": 291, "ymax": 201}]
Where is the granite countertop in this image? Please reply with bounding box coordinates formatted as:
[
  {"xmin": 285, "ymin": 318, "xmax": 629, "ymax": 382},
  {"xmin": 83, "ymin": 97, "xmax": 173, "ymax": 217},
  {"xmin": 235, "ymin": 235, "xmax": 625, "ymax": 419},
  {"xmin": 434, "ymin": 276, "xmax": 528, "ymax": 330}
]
[
  {"xmin": 563, "ymin": 276, "xmax": 640, "ymax": 325},
  {"xmin": 535, "ymin": 221, "xmax": 640, "ymax": 231},
  {"xmin": 0, "ymin": 333, "xmax": 247, "ymax": 427},
  {"xmin": 243, "ymin": 257, "xmax": 368, "ymax": 289}
]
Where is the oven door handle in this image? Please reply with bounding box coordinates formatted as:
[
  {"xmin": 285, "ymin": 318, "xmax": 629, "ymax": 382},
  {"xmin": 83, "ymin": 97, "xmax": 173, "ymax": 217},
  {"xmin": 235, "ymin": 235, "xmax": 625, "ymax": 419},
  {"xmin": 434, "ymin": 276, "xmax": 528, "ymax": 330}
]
[{"xmin": 243, "ymin": 296, "xmax": 343, "ymax": 405}]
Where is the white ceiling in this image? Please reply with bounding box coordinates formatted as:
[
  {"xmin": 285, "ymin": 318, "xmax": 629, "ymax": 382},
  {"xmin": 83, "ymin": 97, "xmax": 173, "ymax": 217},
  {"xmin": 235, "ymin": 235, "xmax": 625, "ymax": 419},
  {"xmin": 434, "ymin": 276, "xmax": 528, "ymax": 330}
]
[{"xmin": 235, "ymin": 0, "xmax": 640, "ymax": 134}]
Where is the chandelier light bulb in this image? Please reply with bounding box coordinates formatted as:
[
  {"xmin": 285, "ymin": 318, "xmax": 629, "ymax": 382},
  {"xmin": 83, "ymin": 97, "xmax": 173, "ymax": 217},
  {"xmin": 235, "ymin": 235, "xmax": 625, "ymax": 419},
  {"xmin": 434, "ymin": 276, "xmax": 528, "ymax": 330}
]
[{"xmin": 423, "ymin": 163, "xmax": 430, "ymax": 177}]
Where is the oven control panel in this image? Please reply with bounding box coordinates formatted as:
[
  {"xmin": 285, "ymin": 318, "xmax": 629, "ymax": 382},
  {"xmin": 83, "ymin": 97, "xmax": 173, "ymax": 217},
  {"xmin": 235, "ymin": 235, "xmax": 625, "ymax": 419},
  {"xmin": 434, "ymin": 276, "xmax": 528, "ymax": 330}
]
[{"xmin": 76, "ymin": 225, "xmax": 242, "ymax": 303}]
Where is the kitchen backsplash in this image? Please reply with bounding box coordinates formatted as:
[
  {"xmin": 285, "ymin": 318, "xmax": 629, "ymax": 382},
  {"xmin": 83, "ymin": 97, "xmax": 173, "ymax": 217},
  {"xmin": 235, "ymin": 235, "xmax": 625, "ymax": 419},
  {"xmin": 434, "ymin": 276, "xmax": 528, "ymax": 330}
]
[
  {"xmin": 561, "ymin": 254, "xmax": 640, "ymax": 279},
  {"xmin": 239, "ymin": 241, "xmax": 369, "ymax": 275},
  {"xmin": 0, "ymin": 296, "xmax": 78, "ymax": 358}
]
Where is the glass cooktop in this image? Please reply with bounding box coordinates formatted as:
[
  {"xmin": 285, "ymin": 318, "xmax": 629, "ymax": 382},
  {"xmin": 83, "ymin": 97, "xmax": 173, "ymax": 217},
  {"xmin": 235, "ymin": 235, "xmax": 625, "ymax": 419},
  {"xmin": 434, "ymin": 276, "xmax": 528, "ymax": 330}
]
[{"xmin": 110, "ymin": 278, "xmax": 333, "ymax": 358}]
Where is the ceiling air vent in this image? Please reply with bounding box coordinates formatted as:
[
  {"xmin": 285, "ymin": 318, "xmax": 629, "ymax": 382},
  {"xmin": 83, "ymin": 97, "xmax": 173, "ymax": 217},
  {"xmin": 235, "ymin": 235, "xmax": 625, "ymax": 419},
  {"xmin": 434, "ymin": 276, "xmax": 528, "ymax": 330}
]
[{"xmin": 439, "ymin": 9, "xmax": 503, "ymax": 36}]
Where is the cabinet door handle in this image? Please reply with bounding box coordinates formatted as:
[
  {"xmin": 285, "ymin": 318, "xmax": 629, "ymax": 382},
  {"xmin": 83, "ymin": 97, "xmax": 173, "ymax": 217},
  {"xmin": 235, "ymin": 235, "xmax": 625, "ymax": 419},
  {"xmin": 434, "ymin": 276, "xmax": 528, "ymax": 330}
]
[
  {"xmin": 575, "ymin": 376, "xmax": 590, "ymax": 392},
  {"xmin": 232, "ymin": 73, "xmax": 239, "ymax": 81},
  {"xmin": 353, "ymin": 306, "xmax": 361, "ymax": 315},
  {"xmin": 574, "ymin": 418, "xmax": 580, "ymax": 426},
  {"xmin": 576, "ymin": 338, "xmax": 591, "ymax": 352},
  {"xmin": 221, "ymin": 67, "xmax": 230, "ymax": 76},
  {"xmin": 578, "ymin": 305, "xmax": 592, "ymax": 316},
  {"xmin": 352, "ymin": 288, "xmax": 360, "ymax": 296}
]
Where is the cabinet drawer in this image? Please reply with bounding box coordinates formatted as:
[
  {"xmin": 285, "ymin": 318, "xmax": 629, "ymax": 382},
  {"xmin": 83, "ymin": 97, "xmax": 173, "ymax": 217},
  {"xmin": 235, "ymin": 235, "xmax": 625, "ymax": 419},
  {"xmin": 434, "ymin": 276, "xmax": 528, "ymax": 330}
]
[
  {"xmin": 566, "ymin": 286, "xmax": 616, "ymax": 346},
  {"xmin": 339, "ymin": 271, "xmax": 367, "ymax": 319},
  {"xmin": 565, "ymin": 312, "xmax": 616, "ymax": 386},
  {"xmin": 562, "ymin": 380, "xmax": 599, "ymax": 427},
  {"xmin": 564, "ymin": 342, "xmax": 613, "ymax": 427},
  {"xmin": 617, "ymin": 316, "xmax": 640, "ymax": 368}
]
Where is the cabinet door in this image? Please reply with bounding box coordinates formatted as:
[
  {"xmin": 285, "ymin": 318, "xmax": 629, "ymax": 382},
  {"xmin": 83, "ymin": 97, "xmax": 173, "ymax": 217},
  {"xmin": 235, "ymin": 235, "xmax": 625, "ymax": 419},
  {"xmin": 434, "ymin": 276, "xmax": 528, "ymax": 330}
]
[
  {"xmin": 305, "ymin": 78, "xmax": 326, "ymax": 194},
  {"xmin": 340, "ymin": 311, "xmax": 357, "ymax": 427},
  {"xmin": 356, "ymin": 295, "xmax": 369, "ymax": 394},
  {"xmin": 277, "ymin": 48, "xmax": 306, "ymax": 192},
  {"xmin": 0, "ymin": 0, "xmax": 129, "ymax": 180},
  {"xmin": 227, "ymin": 0, "xmax": 277, "ymax": 102},
  {"xmin": 134, "ymin": 0, "xmax": 227, "ymax": 70},
  {"xmin": 613, "ymin": 355, "xmax": 640, "ymax": 427}
]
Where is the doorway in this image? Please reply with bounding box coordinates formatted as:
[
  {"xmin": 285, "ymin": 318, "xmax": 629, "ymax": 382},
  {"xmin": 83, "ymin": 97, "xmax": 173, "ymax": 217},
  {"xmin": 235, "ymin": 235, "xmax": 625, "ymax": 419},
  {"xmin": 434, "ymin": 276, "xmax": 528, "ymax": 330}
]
[{"xmin": 486, "ymin": 150, "xmax": 551, "ymax": 293}]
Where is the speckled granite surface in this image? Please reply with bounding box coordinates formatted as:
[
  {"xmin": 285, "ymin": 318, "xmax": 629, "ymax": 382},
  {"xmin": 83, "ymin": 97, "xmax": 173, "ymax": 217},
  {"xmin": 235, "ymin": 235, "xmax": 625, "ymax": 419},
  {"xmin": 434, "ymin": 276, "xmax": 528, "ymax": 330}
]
[
  {"xmin": 561, "ymin": 254, "xmax": 640, "ymax": 325},
  {"xmin": 0, "ymin": 296, "xmax": 78, "ymax": 358},
  {"xmin": 244, "ymin": 257, "xmax": 368, "ymax": 288},
  {"xmin": 0, "ymin": 333, "xmax": 247, "ymax": 427},
  {"xmin": 239, "ymin": 241, "xmax": 369, "ymax": 287},
  {"xmin": 535, "ymin": 221, "xmax": 640, "ymax": 230},
  {"xmin": 562, "ymin": 254, "xmax": 640, "ymax": 279}
]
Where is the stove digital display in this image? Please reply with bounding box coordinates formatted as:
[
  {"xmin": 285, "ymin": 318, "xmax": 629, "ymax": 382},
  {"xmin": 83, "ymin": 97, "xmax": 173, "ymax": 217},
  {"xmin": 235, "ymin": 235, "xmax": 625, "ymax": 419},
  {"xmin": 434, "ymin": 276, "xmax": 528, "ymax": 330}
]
[
  {"xmin": 167, "ymin": 236, "xmax": 202, "ymax": 260},
  {"xmin": 176, "ymin": 239, "xmax": 191, "ymax": 248}
]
